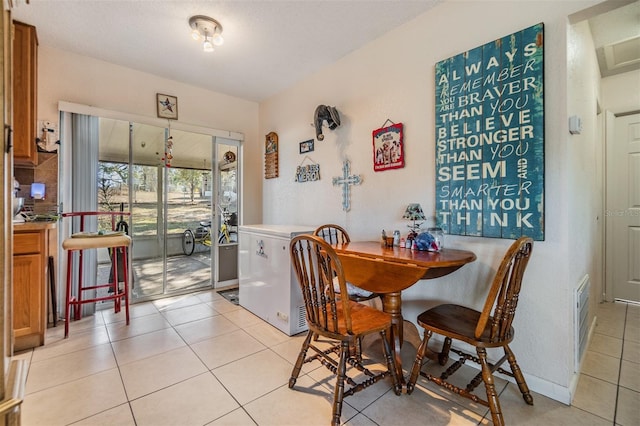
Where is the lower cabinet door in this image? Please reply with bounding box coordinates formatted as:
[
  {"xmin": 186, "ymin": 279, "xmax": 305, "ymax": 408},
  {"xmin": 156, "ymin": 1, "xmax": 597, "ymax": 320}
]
[{"xmin": 13, "ymin": 253, "xmax": 44, "ymax": 341}]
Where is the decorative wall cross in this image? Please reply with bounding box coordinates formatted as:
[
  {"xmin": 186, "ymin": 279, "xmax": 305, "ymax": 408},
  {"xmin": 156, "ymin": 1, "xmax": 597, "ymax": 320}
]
[{"xmin": 332, "ymin": 159, "xmax": 362, "ymax": 211}]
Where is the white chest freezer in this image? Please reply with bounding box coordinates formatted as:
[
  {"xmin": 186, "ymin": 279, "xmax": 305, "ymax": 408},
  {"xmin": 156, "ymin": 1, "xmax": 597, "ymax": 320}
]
[{"xmin": 238, "ymin": 224, "xmax": 313, "ymax": 335}]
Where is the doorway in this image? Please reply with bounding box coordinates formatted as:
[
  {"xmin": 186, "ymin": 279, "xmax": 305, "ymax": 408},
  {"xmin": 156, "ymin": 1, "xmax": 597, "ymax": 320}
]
[
  {"xmin": 214, "ymin": 137, "xmax": 240, "ymax": 287},
  {"xmin": 605, "ymin": 111, "xmax": 640, "ymax": 303}
]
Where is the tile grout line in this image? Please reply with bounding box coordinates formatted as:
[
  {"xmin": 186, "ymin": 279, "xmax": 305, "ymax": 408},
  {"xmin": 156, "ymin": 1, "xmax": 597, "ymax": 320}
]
[
  {"xmin": 612, "ymin": 301, "xmax": 628, "ymax": 426},
  {"xmin": 103, "ymin": 307, "xmax": 140, "ymax": 423},
  {"xmin": 25, "ymin": 294, "xmax": 631, "ymax": 425},
  {"xmin": 165, "ymin": 295, "xmax": 262, "ymax": 425},
  {"xmin": 113, "ymin": 295, "xmax": 251, "ymax": 425}
]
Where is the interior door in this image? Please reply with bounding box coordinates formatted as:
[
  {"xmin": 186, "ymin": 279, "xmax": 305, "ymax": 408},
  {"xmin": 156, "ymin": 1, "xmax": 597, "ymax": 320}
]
[{"xmin": 607, "ymin": 112, "xmax": 640, "ymax": 302}]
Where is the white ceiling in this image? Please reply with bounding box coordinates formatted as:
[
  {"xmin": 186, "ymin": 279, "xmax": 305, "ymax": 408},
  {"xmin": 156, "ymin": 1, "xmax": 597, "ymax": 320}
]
[
  {"xmin": 10, "ymin": 0, "xmax": 442, "ymax": 102},
  {"xmin": 9, "ymin": 1, "xmax": 638, "ymax": 103}
]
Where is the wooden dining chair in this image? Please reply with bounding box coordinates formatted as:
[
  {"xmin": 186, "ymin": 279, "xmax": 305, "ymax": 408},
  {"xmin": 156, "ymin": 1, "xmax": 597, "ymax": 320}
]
[
  {"xmin": 313, "ymin": 224, "xmax": 380, "ymax": 303},
  {"xmin": 407, "ymin": 236, "xmax": 534, "ymax": 426},
  {"xmin": 314, "ymin": 223, "xmax": 350, "ymax": 245},
  {"xmin": 314, "ymin": 224, "xmax": 382, "ymax": 357},
  {"xmin": 289, "ymin": 234, "xmax": 400, "ymax": 426}
]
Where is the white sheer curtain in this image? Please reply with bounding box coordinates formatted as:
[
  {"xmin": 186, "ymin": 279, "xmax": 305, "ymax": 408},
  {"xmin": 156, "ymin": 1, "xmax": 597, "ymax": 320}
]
[{"xmin": 59, "ymin": 112, "xmax": 99, "ymax": 316}]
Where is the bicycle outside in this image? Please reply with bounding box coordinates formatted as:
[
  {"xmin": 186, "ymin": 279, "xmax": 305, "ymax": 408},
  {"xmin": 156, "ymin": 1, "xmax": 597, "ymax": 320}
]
[
  {"xmin": 218, "ymin": 207, "xmax": 238, "ymax": 244},
  {"xmin": 182, "ymin": 221, "xmax": 212, "ymax": 256},
  {"xmin": 182, "ymin": 209, "xmax": 237, "ymax": 255}
]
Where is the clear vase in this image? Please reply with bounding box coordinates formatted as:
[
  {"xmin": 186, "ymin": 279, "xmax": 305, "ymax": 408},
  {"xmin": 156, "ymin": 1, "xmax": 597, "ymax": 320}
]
[{"xmin": 427, "ymin": 227, "xmax": 444, "ymax": 251}]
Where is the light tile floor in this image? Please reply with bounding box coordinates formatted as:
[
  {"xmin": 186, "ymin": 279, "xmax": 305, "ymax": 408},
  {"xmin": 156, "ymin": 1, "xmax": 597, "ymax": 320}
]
[{"xmin": 13, "ymin": 295, "xmax": 639, "ymax": 425}]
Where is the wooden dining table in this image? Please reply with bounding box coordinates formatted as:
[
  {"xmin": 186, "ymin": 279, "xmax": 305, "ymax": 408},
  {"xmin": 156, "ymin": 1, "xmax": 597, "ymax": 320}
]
[{"xmin": 332, "ymin": 241, "xmax": 476, "ymax": 387}]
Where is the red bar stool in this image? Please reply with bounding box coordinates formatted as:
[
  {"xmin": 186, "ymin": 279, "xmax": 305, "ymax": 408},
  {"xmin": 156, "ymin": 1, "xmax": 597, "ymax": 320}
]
[{"xmin": 61, "ymin": 212, "xmax": 131, "ymax": 338}]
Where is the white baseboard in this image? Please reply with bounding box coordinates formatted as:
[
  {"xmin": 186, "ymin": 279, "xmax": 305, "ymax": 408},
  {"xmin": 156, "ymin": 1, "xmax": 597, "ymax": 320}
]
[
  {"xmin": 522, "ymin": 314, "xmax": 598, "ymax": 406},
  {"xmin": 522, "ymin": 372, "xmax": 572, "ymax": 405}
]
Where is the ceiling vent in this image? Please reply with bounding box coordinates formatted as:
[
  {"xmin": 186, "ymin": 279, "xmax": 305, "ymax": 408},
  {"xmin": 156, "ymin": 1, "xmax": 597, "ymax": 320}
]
[{"xmin": 597, "ymin": 35, "xmax": 640, "ymax": 77}]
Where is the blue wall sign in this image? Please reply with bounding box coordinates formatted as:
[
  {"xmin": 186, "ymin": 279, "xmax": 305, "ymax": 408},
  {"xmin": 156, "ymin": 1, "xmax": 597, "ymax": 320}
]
[{"xmin": 435, "ymin": 23, "xmax": 545, "ymax": 240}]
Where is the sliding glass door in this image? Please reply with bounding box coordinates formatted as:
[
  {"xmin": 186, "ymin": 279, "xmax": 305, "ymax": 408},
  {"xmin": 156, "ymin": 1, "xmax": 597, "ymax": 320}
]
[
  {"xmin": 214, "ymin": 137, "xmax": 239, "ymax": 286},
  {"xmin": 98, "ymin": 118, "xmax": 218, "ymax": 301},
  {"xmin": 163, "ymin": 128, "xmax": 213, "ymax": 294},
  {"xmin": 61, "ymin": 106, "xmax": 242, "ymax": 309}
]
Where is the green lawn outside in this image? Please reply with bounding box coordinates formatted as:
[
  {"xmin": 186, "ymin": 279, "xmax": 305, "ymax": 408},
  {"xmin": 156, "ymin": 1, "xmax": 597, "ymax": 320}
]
[{"xmin": 99, "ymin": 195, "xmax": 213, "ymax": 236}]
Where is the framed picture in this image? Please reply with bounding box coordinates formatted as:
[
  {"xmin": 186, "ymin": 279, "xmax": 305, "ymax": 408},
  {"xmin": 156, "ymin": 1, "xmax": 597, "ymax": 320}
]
[
  {"xmin": 299, "ymin": 139, "xmax": 314, "ymax": 154},
  {"xmin": 372, "ymin": 122, "xmax": 404, "ymax": 172},
  {"xmin": 156, "ymin": 93, "xmax": 178, "ymax": 120}
]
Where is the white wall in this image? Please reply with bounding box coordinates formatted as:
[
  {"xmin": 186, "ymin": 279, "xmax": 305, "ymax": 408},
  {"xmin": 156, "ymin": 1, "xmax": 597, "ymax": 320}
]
[
  {"xmin": 259, "ymin": 0, "xmax": 603, "ymax": 403},
  {"xmin": 566, "ymin": 18, "xmax": 605, "ymax": 372},
  {"xmin": 36, "ymin": 46, "xmax": 263, "ymax": 225},
  {"xmin": 601, "ymin": 70, "xmax": 640, "ymax": 113}
]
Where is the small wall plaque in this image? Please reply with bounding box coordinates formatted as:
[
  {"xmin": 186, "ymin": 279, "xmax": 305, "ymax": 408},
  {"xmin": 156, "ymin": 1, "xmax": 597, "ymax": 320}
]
[
  {"xmin": 156, "ymin": 93, "xmax": 178, "ymax": 120},
  {"xmin": 296, "ymin": 164, "xmax": 320, "ymax": 182},
  {"xmin": 265, "ymin": 132, "xmax": 279, "ymax": 179},
  {"xmin": 373, "ymin": 122, "xmax": 404, "ymax": 172}
]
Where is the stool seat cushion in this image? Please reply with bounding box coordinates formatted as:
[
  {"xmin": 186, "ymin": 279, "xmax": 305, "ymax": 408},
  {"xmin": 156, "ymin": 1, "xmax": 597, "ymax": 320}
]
[{"xmin": 63, "ymin": 234, "xmax": 131, "ymax": 250}]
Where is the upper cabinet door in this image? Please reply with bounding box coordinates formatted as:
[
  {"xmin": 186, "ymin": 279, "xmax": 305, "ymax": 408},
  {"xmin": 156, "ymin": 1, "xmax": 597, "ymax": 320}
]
[{"xmin": 12, "ymin": 20, "xmax": 38, "ymax": 166}]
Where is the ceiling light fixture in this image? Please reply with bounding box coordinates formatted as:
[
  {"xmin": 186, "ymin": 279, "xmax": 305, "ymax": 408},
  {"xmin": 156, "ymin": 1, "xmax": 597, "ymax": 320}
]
[{"xmin": 189, "ymin": 15, "xmax": 224, "ymax": 52}]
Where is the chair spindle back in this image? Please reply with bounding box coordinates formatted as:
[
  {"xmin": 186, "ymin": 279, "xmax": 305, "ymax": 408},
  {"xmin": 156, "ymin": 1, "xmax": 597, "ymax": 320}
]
[
  {"xmin": 290, "ymin": 234, "xmax": 352, "ymax": 336},
  {"xmin": 314, "ymin": 224, "xmax": 351, "ymax": 245},
  {"xmin": 476, "ymin": 237, "xmax": 534, "ymax": 341}
]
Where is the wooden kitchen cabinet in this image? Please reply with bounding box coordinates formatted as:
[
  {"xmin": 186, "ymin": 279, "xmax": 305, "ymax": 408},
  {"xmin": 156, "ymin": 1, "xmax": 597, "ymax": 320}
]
[
  {"xmin": 13, "ymin": 252, "xmax": 43, "ymax": 348},
  {"xmin": 12, "ymin": 20, "xmax": 38, "ymax": 166},
  {"xmin": 12, "ymin": 223, "xmax": 55, "ymax": 352}
]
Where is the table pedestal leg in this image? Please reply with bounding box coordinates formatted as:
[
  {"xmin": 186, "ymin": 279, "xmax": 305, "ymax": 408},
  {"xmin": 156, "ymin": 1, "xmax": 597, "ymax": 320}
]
[{"xmin": 382, "ymin": 291, "xmax": 406, "ymax": 388}]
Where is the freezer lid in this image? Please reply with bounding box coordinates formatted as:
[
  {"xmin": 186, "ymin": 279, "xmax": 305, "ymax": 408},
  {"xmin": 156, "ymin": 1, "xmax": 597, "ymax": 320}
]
[{"xmin": 238, "ymin": 224, "xmax": 314, "ymax": 238}]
